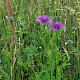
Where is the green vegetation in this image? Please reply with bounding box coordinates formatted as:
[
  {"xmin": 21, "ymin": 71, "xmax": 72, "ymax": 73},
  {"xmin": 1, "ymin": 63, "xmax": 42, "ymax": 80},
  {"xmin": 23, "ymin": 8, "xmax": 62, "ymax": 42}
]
[{"xmin": 0, "ymin": 0, "xmax": 80, "ymax": 80}]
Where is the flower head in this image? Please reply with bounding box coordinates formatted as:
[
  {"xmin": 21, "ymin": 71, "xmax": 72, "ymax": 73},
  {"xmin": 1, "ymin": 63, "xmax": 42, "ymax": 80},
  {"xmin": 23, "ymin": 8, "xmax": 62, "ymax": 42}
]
[
  {"xmin": 9, "ymin": 17, "xmax": 14, "ymax": 23},
  {"xmin": 36, "ymin": 15, "xmax": 52, "ymax": 25},
  {"xmin": 49, "ymin": 21, "xmax": 65, "ymax": 31}
]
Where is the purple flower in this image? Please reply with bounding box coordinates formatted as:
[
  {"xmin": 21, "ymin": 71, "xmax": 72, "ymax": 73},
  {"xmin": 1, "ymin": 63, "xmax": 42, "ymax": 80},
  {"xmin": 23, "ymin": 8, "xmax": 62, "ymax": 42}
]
[
  {"xmin": 49, "ymin": 21, "xmax": 65, "ymax": 31},
  {"xmin": 36, "ymin": 15, "xmax": 52, "ymax": 25}
]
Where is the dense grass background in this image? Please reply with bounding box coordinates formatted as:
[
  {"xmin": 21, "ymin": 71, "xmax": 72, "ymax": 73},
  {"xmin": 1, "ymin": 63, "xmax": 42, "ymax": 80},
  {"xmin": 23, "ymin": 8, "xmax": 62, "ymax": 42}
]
[{"xmin": 0, "ymin": 0, "xmax": 80, "ymax": 80}]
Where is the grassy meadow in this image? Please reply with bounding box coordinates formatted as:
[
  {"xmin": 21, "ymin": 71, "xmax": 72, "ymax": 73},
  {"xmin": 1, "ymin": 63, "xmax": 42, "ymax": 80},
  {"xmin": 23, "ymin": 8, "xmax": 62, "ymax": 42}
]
[{"xmin": 0, "ymin": 0, "xmax": 80, "ymax": 80}]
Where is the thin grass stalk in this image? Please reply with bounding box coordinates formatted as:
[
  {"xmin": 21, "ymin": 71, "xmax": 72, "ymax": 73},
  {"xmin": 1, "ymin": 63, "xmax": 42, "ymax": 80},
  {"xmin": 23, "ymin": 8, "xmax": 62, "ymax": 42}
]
[
  {"xmin": 10, "ymin": 67, "xmax": 12, "ymax": 80},
  {"xmin": 78, "ymin": 1, "xmax": 80, "ymax": 77},
  {"xmin": 76, "ymin": 9, "xmax": 80, "ymax": 79},
  {"xmin": 5, "ymin": 0, "xmax": 17, "ymax": 80},
  {"xmin": 2, "ymin": 0, "xmax": 7, "ymax": 28},
  {"xmin": 5, "ymin": 0, "xmax": 15, "ymax": 17}
]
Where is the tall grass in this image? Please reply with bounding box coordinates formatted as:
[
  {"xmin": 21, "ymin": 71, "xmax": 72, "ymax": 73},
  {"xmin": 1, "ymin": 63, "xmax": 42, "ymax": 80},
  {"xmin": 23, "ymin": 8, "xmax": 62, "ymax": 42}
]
[{"xmin": 0, "ymin": 0, "xmax": 80, "ymax": 80}]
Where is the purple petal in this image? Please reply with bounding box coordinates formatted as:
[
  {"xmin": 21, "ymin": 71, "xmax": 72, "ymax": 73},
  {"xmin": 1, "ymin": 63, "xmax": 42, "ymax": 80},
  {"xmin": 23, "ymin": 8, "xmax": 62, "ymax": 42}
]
[
  {"xmin": 60, "ymin": 24, "xmax": 65, "ymax": 28},
  {"xmin": 36, "ymin": 15, "xmax": 52, "ymax": 25},
  {"xmin": 49, "ymin": 21, "xmax": 65, "ymax": 31}
]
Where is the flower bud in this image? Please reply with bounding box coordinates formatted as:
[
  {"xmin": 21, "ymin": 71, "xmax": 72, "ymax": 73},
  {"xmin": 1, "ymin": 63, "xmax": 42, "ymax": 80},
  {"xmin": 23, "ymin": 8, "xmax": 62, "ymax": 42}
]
[
  {"xmin": 9, "ymin": 17, "xmax": 14, "ymax": 23},
  {"xmin": 19, "ymin": 23, "xmax": 23, "ymax": 27},
  {"xmin": 68, "ymin": 40, "xmax": 73, "ymax": 45},
  {"xmin": 71, "ymin": 27, "xmax": 76, "ymax": 31}
]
